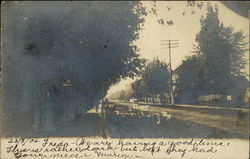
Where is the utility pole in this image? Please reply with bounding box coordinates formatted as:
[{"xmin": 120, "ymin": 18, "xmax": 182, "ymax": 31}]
[{"xmin": 161, "ymin": 40, "xmax": 178, "ymax": 105}]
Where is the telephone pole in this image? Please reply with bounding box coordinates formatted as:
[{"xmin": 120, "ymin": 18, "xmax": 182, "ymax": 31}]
[{"xmin": 161, "ymin": 40, "xmax": 178, "ymax": 105}]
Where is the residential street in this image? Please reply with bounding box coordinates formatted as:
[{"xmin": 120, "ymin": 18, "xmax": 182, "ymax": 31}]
[
  {"xmin": 105, "ymin": 101, "xmax": 249, "ymax": 138},
  {"xmin": 4, "ymin": 101, "xmax": 247, "ymax": 139}
]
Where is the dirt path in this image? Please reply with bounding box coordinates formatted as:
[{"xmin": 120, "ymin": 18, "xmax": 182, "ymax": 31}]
[{"xmin": 114, "ymin": 101, "xmax": 249, "ymax": 136}]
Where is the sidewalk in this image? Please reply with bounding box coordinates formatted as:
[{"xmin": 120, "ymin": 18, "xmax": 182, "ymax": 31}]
[{"xmin": 87, "ymin": 104, "xmax": 110, "ymax": 138}]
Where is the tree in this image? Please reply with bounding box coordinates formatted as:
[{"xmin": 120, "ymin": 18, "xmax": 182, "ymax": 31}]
[
  {"xmin": 175, "ymin": 4, "xmax": 248, "ymax": 105},
  {"xmin": 194, "ymin": 3, "xmax": 247, "ymax": 95},
  {"xmin": 140, "ymin": 58, "xmax": 170, "ymax": 103},
  {"xmin": 3, "ymin": 1, "xmax": 147, "ymax": 130},
  {"xmin": 131, "ymin": 79, "xmax": 144, "ymax": 101},
  {"xmin": 175, "ymin": 55, "xmax": 203, "ymax": 104}
]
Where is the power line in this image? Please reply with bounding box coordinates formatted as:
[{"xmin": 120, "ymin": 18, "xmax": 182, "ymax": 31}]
[
  {"xmin": 161, "ymin": 46, "xmax": 179, "ymax": 48},
  {"xmin": 161, "ymin": 42, "xmax": 179, "ymax": 45},
  {"xmin": 161, "ymin": 40, "xmax": 179, "ymax": 105},
  {"xmin": 161, "ymin": 40, "xmax": 179, "ymax": 42}
]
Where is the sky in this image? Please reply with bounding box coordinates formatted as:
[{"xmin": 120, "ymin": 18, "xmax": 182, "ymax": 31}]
[{"xmin": 107, "ymin": 1, "xmax": 249, "ymax": 95}]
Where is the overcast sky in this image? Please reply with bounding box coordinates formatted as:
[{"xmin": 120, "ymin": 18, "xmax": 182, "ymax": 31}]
[{"xmin": 107, "ymin": 1, "xmax": 249, "ymax": 95}]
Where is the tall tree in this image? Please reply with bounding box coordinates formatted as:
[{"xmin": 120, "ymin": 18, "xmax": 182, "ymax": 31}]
[
  {"xmin": 194, "ymin": 3, "xmax": 247, "ymax": 95},
  {"xmin": 141, "ymin": 58, "xmax": 170, "ymax": 103},
  {"xmin": 175, "ymin": 4, "xmax": 248, "ymax": 104},
  {"xmin": 2, "ymin": 1, "xmax": 147, "ymax": 130},
  {"xmin": 175, "ymin": 55, "xmax": 203, "ymax": 104}
]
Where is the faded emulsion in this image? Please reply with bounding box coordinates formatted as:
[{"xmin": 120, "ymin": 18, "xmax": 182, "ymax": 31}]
[{"xmin": 1, "ymin": 1, "xmax": 249, "ymax": 139}]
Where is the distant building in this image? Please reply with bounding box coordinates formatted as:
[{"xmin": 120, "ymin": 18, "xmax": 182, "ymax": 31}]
[{"xmin": 198, "ymin": 76, "xmax": 249, "ymax": 107}]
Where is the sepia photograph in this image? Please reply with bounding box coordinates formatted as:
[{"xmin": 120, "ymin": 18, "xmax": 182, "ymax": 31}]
[{"xmin": 1, "ymin": 0, "xmax": 249, "ymax": 142}]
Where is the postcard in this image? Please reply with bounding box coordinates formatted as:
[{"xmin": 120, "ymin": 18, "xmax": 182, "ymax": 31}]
[{"xmin": 1, "ymin": 1, "xmax": 249, "ymax": 159}]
